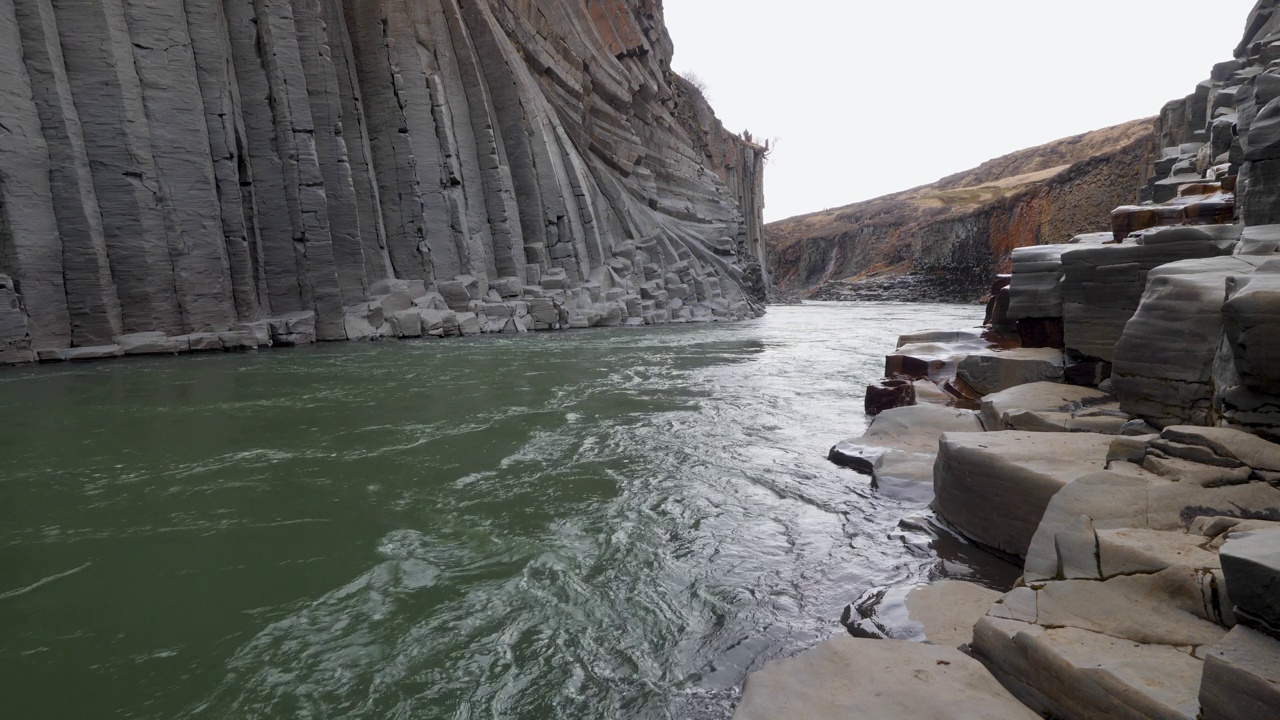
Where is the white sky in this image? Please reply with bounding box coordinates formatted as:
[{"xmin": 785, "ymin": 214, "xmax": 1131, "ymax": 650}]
[{"xmin": 665, "ymin": 0, "xmax": 1259, "ymax": 223}]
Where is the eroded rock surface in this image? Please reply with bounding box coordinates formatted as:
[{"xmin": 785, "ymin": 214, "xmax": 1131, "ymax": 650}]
[{"xmin": 0, "ymin": 0, "xmax": 768, "ymax": 363}]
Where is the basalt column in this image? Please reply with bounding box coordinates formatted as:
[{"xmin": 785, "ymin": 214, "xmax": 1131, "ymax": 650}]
[{"xmin": 0, "ymin": 0, "xmax": 768, "ymax": 362}]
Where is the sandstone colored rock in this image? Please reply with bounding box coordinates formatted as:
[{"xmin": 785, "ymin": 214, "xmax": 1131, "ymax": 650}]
[
  {"xmin": 732, "ymin": 636, "xmax": 1039, "ymax": 720},
  {"xmin": 1024, "ymin": 470, "xmax": 1280, "ymax": 583},
  {"xmin": 1161, "ymin": 426, "xmax": 1280, "ymax": 472},
  {"xmin": 974, "ymin": 615, "xmax": 1206, "ymax": 720}
]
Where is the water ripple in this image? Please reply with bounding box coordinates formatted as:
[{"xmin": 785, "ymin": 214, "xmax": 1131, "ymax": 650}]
[{"xmin": 0, "ymin": 303, "xmax": 1012, "ymax": 720}]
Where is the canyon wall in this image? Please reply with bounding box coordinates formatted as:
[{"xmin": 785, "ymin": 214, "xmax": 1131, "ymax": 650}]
[
  {"xmin": 767, "ymin": 120, "xmax": 1155, "ymax": 302},
  {"xmin": 0, "ymin": 0, "xmax": 767, "ymax": 364}
]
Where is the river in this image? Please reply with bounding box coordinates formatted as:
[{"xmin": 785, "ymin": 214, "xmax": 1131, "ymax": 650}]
[{"xmin": 0, "ymin": 302, "xmax": 1013, "ymax": 719}]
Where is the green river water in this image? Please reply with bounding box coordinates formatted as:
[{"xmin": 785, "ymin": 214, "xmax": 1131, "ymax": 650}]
[{"xmin": 0, "ymin": 303, "xmax": 1011, "ymax": 719}]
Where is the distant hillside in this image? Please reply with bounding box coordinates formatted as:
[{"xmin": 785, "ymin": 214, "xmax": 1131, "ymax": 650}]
[{"xmin": 767, "ymin": 119, "xmax": 1157, "ymax": 301}]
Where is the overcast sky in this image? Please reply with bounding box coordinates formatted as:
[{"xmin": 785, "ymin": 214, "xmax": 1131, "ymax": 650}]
[{"xmin": 665, "ymin": 0, "xmax": 1259, "ymax": 223}]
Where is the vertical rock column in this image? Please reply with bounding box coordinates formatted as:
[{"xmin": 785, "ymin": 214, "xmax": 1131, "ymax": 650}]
[
  {"xmin": 320, "ymin": 0, "xmax": 394, "ymax": 286},
  {"xmin": 462, "ymin": 0, "xmax": 550, "ymax": 281},
  {"xmin": 123, "ymin": 0, "xmax": 238, "ymax": 332},
  {"xmin": 0, "ymin": 0, "xmax": 70, "ymax": 351},
  {"xmin": 222, "ymin": 0, "xmax": 304, "ymax": 318},
  {"xmin": 51, "ymin": 0, "xmax": 184, "ymax": 335},
  {"xmin": 292, "ymin": 0, "xmax": 369, "ymax": 305},
  {"xmin": 440, "ymin": 0, "xmax": 526, "ymax": 280},
  {"xmin": 343, "ymin": 0, "xmax": 442, "ymax": 282},
  {"xmin": 252, "ymin": 0, "xmax": 345, "ymax": 339},
  {"xmin": 12, "ymin": 0, "xmax": 122, "ymax": 346},
  {"xmin": 184, "ymin": 0, "xmax": 264, "ymax": 322}
]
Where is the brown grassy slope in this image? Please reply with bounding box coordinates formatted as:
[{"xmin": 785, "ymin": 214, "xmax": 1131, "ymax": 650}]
[{"xmin": 767, "ymin": 119, "xmax": 1157, "ymax": 294}]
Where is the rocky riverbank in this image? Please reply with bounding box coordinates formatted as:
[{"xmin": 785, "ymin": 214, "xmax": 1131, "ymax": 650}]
[
  {"xmin": 0, "ymin": 0, "xmax": 766, "ymax": 366},
  {"xmin": 735, "ymin": 2, "xmax": 1280, "ymax": 717}
]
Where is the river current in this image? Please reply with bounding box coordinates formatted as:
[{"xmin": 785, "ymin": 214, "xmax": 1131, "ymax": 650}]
[{"xmin": 1, "ymin": 303, "xmax": 1009, "ymax": 719}]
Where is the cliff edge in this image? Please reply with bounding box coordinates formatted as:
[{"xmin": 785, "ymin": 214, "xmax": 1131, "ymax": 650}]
[
  {"xmin": 767, "ymin": 119, "xmax": 1155, "ymax": 302},
  {"xmin": 0, "ymin": 0, "xmax": 766, "ymax": 364}
]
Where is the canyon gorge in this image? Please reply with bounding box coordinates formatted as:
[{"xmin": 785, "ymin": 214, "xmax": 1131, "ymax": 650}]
[{"xmin": 7, "ymin": 0, "xmax": 1280, "ymax": 718}]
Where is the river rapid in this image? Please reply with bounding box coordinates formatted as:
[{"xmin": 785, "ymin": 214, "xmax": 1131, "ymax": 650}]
[{"xmin": 0, "ymin": 302, "xmax": 1012, "ymax": 719}]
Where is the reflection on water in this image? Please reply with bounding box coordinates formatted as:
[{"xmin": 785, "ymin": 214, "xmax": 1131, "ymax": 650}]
[{"xmin": 0, "ymin": 303, "xmax": 1011, "ymax": 719}]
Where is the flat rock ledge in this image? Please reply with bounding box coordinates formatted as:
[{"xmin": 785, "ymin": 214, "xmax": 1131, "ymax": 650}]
[{"xmin": 732, "ymin": 636, "xmax": 1040, "ymax": 720}]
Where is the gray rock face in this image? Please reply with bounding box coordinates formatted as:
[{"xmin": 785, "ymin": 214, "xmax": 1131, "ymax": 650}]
[
  {"xmin": 1200, "ymin": 625, "xmax": 1280, "ymax": 720},
  {"xmin": 0, "ymin": 0, "xmax": 767, "ymax": 363},
  {"xmin": 1059, "ymin": 228, "xmax": 1238, "ymax": 363},
  {"xmin": 1112, "ymin": 256, "xmax": 1271, "ymax": 427},
  {"xmin": 1220, "ymin": 529, "xmax": 1280, "ymax": 634},
  {"xmin": 933, "ymin": 431, "xmax": 1117, "ymax": 557},
  {"xmin": 956, "ymin": 348, "xmax": 1065, "ymax": 395},
  {"xmin": 1007, "ymin": 245, "xmax": 1069, "ymax": 321}
]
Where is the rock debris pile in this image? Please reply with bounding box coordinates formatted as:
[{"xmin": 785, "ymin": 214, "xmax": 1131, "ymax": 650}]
[
  {"xmin": 0, "ymin": 0, "xmax": 767, "ymax": 365},
  {"xmin": 736, "ymin": 2, "xmax": 1280, "ymax": 717}
]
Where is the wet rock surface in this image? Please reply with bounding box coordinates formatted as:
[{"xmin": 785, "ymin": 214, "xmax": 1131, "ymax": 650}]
[{"xmin": 829, "ymin": 404, "xmax": 983, "ymax": 503}]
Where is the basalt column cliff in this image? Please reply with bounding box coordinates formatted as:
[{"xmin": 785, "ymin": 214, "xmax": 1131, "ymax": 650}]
[{"xmin": 0, "ymin": 0, "xmax": 767, "ymax": 363}]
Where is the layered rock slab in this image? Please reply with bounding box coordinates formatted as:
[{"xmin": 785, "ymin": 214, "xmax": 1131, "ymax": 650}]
[
  {"xmin": 732, "ymin": 636, "xmax": 1039, "ymax": 720},
  {"xmin": 829, "ymin": 405, "xmax": 983, "ymax": 503},
  {"xmin": 979, "ymin": 381, "xmax": 1129, "ymax": 433},
  {"xmin": 1200, "ymin": 625, "xmax": 1280, "ymax": 720},
  {"xmin": 1113, "ymin": 256, "xmax": 1272, "ymax": 427},
  {"xmin": 974, "ymin": 615, "xmax": 1206, "ymax": 720},
  {"xmin": 933, "ymin": 431, "xmax": 1118, "ymax": 557}
]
